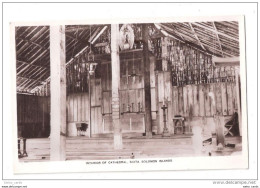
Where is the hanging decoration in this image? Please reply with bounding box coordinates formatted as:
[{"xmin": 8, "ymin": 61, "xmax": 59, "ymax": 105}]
[
  {"xmin": 151, "ymin": 37, "xmax": 236, "ymax": 87},
  {"xmin": 119, "ymin": 24, "xmax": 135, "ymax": 51}
]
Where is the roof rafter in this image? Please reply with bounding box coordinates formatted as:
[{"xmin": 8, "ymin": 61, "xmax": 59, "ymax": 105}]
[
  {"xmin": 17, "ymin": 37, "xmax": 49, "ymax": 51},
  {"xmin": 17, "ymin": 76, "xmax": 46, "ymax": 83},
  {"xmin": 192, "ymin": 22, "xmax": 239, "ymax": 42},
  {"xmin": 17, "ymin": 60, "xmax": 49, "ymax": 70},
  {"xmin": 17, "ymin": 50, "xmax": 47, "ymax": 75},
  {"xmin": 212, "ymin": 22, "xmax": 224, "ymax": 56},
  {"xmin": 188, "ymin": 23, "xmax": 206, "ymax": 50}
]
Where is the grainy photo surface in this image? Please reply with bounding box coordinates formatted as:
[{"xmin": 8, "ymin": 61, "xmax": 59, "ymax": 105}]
[{"xmin": 13, "ymin": 18, "xmax": 246, "ymax": 172}]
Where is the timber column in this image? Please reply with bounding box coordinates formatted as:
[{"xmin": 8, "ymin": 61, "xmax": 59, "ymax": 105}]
[
  {"xmin": 50, "ymin": 25, "xmax": 67, "ymax": 160},
  {"xmin": 111, "ymin": 24, "xmax": 122, "ymax": 149},
  {"xmin": 142, "ymin": 24, "xmax": 153, "ymax": 138}
]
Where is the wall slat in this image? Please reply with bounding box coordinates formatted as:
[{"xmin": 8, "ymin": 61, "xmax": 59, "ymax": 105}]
[
  {"xmin": 103, "ymin": 91, "xmax": 111, "ymax": 114},
  {"xmin": 73, "ymin": 95, "xmax": 77, "ymax": 122},
  {"xmin": 158, "ymin": 73, "xmax": 164, "ymax": 102},
  {"xmin": 95, "ymin": 78, "xmax": 102, "ymax": 106},
  {"xmin": 187, "ymin": 85, "xmax": 193, "ymax": 116},
  {"xmin": 85, "ymin": 93, "xmax": 89, "ymax": 122},
  {"xmin": 221, "ymin": 82, "xmax": 228, "ymax": 116},
  {"xmin": 215, "ymin": 83, "xmax": 223, "ymax": 115},
  {"xmin": 192, "ymin": 85, "xmax": 199, "ymax": 116},
  {"xmin": 172, "ymin": 86, "xmax": 179, "ymax": 116},
  {"xmin": 151, "ymin": 87, "xmax": 157, "ymax": 119},
  {"xmin": 204, "ymin": 84, "xmax": 211, "ymax": 117},
  {"xmin": 199, "ymin": 84, "xmax": 205, "ymax": 116},
  {"xmin": 78, "ymin": 94, "xmax": 82, "ymax": 122},
  {"xmin": 183, "ymin": 86, "xmax": 188, "ymax": 116},
  {"xmin": 232, "ymin": 82, "xmax": 238, "ymax": 111},
  {"xmin": 226, "ymin": 82, "xmax": 234, "ymax": 115},
  {"xmin": 178, "ymin": 87, "xmax": 184, "ymax": 116},
  {"xmin": 209, "ymin": 84, "xmax": 216, "ymax": 116}
]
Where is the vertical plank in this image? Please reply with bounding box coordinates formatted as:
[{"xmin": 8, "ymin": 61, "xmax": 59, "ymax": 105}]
[
  {"xmin": 67, "ymin": 95, "xmax": 70, "ymax": 122},
  {"xmin": 172, "ymin": 86, "xmax": 179, "ymax": 116},
  {"xmin": 95, "ymin": 79, "xmax": 102, "ymax": 106},
  {"xmin": 204, "ymin": 84, "xmax": 211, "ymax": 117},
  {"xmin": 164, "ymin": 72, "xmax": 171, "ymax": 101},
  {"xmin": 192, "ymin": 85, "xmax": 199, "ymax": 117},
  {"xmin": 120, "ymin": 76, "xmax": 128, "ymax": 90},
  {"xmin": 136, "ymin": 89, "xmax": 144, "ymax": 112},
  {"xmin": 73, "ymin": 95, "xmax": 77, "ymax": 122},
  {"xmin": 178, "ymin": 87, "xmax": 184, "ymax": 116},
  {"xmin": 151, "ymin": 88, "xmax": 157, "ymax": 119},
  {"xmin": 103, "ymin": 91, "xmax": 112, "ymax": 114},
  {"xmin": 232, "ymin": 82, "xmax": 238, "ymax": 111},
  {"xmin": 150, "ymin": 56, "xmax": 156, "ymax": 88},
  {"xmin": 183, "ymin": 86, "xmax": 188, "ymax": 116},
  {"xmin": 221, "ymin": 82, "xmax": 228, "ymax": 116},
  {"xmin": 96, "ymin": 107, "xmax": 102, "ymax": 133},
  {"xmin": 108, "ymin": 63, "xmax": 112, "ymax": 91},
  {"xmin": 120, "ymin": 90, "xmax": 127, "ymax": 114},
  {"xmin": 199, "ymin": 84, "xmax": 205, "ymax": 116},
  {"xmin": 215, "ymin": 82, "xmax": 222, "ymax": 115},
  {"xmin": 91, "ymin": 107, "xmax": 95, "ymax": 134},
  {"xmin": 158, "ymin": 72, "xmax": 164, "ymax": 102},
  {"xmin": 209, "ymin": 84, "xmax": 216, "ymax": 116},
  {"xmin": 90, "ymin": 79, "xmax": 96, "ymax": 106},
  {"xmin": 85, "ymin": 93, "xmax": 89, "ymax": 122},
  {"xmin": 78, "ymin": 94, "xmax": 82, "ymax": 122},
  {"xmin": 101, "ymin": 64, "xmax": 107, "ymax": 90},
  {"xmin": 187, "ymin": 85, "xmax": 193, "ymax": 116},
  {"xmin": 226, "ymin": 82, "xmax": 234, "ymax": 115}
]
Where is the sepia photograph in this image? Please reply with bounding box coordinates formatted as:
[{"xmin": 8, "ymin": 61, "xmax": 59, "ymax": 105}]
[
  {"xmin": 14, "ymin": 19, "xmax": 245, "ymax": 164},
  {"xmin": 2, "ymin": 2, "xmax": 258, "ymax": 187}
]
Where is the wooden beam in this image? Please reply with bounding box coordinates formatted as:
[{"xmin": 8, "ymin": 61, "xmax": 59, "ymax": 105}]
[
  {"xmin": 66, "ymin": 26, "xmax": 90, "ymax": 32},
  {"xmin": 155, "ymin": 23, "xmax": 215, "ymax": 56},
  {"xmin": 212, "ymin": 56, "xmax": 240, "ymax": 66},
  {"xmin": 17, "ymin": 76, "xmax": 46, "ymax": 83},
  {"xmin": 192, "ymin": 22, "xmax": 239, "ymax": 42},
  {"xmin": 16, "ymin": 26, "xmax": 47, "ymax": 55},
  {"xmin": 111, "ymin": 24, "xmax": 122, "ymax": 150},
  {"xmin": 189, "ymin": 23, "xmax": 206, "ymax": 50},
  {"xmin": 91, "ymin": 26, "xmax": 108, "ymax": 44},
  {"xmin": 235, "ymin": 68, "xmax": 242, "ymax": 136},
  {"xmin": 50, "ymin": 25, "xmax": 66, "ymax": 161},
  {"xmin": 142, "ymin": 24, "xmax": 153, "ymax": 138},
  {"xmin": 16, "ymin": 50, "xmax": 47, "ymax": 75},
  {"xmin": 199, "ymin": 41, "xmax": 233, "ymax": 57},
  {"xmin": 17, "ymin": 37, "xmax": 49, "ymax": 51},
  {"xmin": 17, "ymin": 60, "xmax": 49, "ymax": 70},
  {"xmin": 212, "ymin": 22, "xmax": 224, "ymax": 56},
  {"xmin": 88, "ymin": 27, "xmax": 102, "ymax": 43},
  {"xmin": 21, "ymin": 80, "xmax": 38, "ymax": 90},
  {"xmin": 27, "ymin": 67, "xmax": 48, "ymax": 81}
]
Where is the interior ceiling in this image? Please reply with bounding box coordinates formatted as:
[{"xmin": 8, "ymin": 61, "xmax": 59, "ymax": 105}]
[{"xmin": 15, "ymin": 21, "xmax": 239, "ymax": 94}]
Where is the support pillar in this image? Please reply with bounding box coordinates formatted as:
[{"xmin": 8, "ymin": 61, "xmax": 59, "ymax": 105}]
[
  {"xmin": 235, "ymin": 67, "xmax": 242, "ymax": 136},
  {"xmin": 50, "ymin": 25, "xmax": 67, "ymax": 161},
  {"xmin": 111, "ymin": 24, "xmax": 122, "ymax": 150},
  {"xmin": 142, "ymin": 24, "xmax": 153, "ymax": 138}
]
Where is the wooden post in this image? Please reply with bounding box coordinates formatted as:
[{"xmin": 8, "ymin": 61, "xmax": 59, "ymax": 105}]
[
  {"xmin": 235, "ymin": 67, "xmax": 242, "ymax": 136},
  {"xmin": 142, "ymin": 24, "xmax": 153, "ymax": 138},
  {"xmin": 50, "ymin": 25, "xmax": 67, "ymax": 161},
  {"xmin": 111, "ymin": 24, "xmax": 122, "ymax": 149}
]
